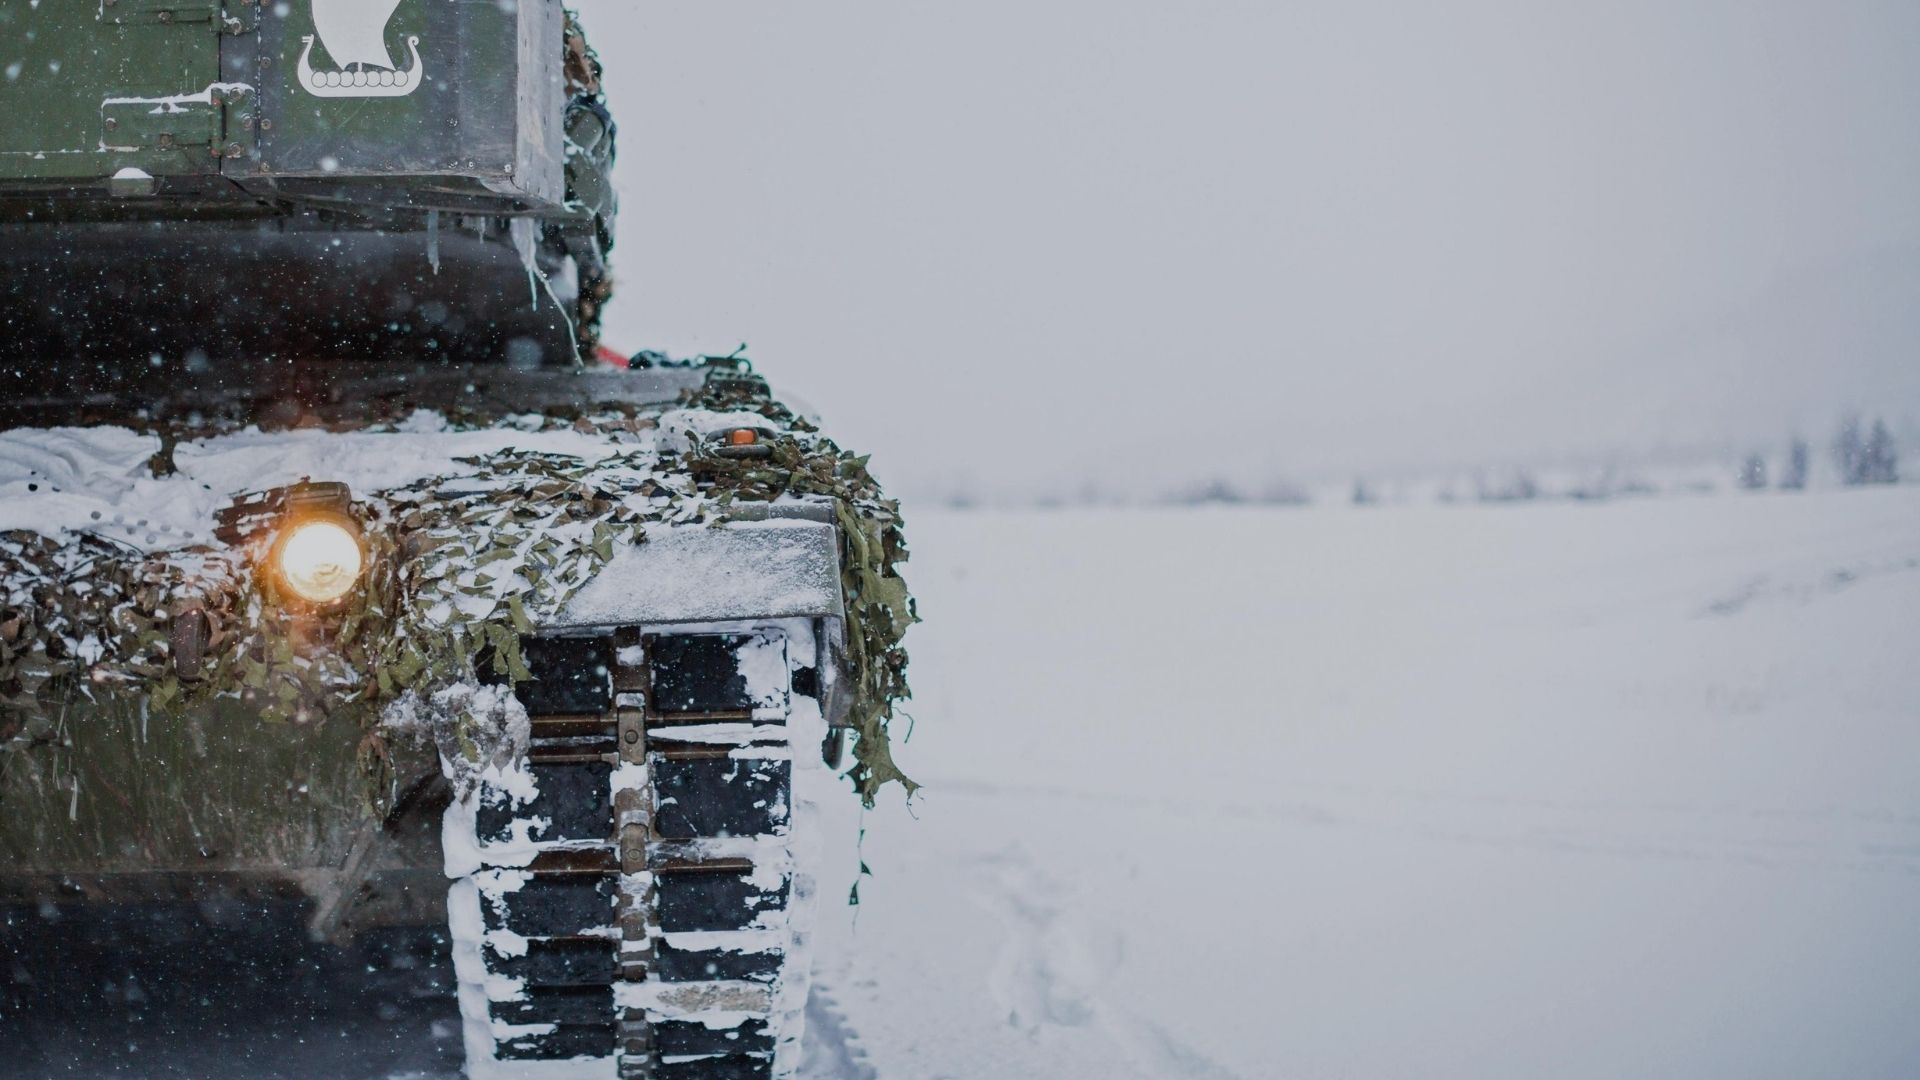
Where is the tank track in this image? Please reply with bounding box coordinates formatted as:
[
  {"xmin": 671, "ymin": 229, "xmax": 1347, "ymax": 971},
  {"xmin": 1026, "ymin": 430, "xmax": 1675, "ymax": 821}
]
[{"xmin": 446, "ymin": 623, "xmax": 826, "ymax": 1078}]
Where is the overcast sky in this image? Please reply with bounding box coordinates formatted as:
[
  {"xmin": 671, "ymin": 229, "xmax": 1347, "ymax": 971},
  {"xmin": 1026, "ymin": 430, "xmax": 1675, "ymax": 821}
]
[{"xmin": 571, "ymin": 0, "xmax": 1920, "ymax": 499}]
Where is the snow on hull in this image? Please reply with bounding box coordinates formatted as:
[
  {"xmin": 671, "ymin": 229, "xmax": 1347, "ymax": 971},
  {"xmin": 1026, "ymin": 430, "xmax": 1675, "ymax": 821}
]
[
  {"xmin": 557, "ymin": 520, "xmax": 844, "ymax": 627},
  {"xmin": 0, "ymin": 421, "xmax": 648, "ymax": 552},
  {"xmin": 0, "ymin": 403, "xmax": 869, "ymax": 557}
]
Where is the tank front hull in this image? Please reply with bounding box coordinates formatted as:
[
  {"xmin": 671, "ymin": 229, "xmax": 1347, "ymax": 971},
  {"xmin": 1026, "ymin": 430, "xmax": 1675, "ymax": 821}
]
[{"xmin": 0, "ymin": 694, "xmax": 445, "ymax": 933}]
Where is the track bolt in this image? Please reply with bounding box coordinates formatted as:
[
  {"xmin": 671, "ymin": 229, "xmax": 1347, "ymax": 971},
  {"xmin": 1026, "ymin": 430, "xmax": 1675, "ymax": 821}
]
[{"xmin": 623, "ymin": 729, "xmax": 640, "ymax": 745}]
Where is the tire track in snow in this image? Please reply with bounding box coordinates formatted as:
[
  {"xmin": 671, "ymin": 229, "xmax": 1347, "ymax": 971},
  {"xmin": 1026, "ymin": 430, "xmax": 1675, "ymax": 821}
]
[
  {"xmin": 801, "ymin": 981, "xmax": 878, "ymax": 1080},
  {"xmin": 1697, "ymin": 554, "xmax": 1920, "ymax": 618},
  {"xmin": 978, "ymin": 849, "xmax": 1242, "ymax": 1080}
]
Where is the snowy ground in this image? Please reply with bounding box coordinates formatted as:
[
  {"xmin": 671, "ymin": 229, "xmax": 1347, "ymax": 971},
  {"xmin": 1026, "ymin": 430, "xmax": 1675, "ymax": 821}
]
[
  {"xmin": 7, "ymin": 488, "xmax": 1918, "ymax": 1078},
  {"xmin": 806, "ymin": 487, "xmax": 1920, "ymax": 1080}
]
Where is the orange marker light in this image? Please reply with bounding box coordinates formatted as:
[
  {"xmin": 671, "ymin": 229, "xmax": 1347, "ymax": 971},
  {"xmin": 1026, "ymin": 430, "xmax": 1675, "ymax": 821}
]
[{"xmin": 727, "ymin": 429, "xmax": 759, "ymax": 446}]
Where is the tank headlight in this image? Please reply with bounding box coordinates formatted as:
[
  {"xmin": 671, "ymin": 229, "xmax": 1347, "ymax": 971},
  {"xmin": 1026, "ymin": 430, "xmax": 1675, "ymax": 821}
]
[{"xmin": 273, "ymin": 516, "xmax": 365, "ymax": 606}]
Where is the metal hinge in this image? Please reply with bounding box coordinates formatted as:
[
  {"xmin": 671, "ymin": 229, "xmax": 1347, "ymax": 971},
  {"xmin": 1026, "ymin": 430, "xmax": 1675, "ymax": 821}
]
[
  {"xmin": 220, "ymin": 0, "xmax": 260, "ymax": 34},
  {"xmin": 213, "ymin": 84, "xmax": 254, "ymax": 160},
  {"xmin": 101, "ymin": 96, "xmax": 218, "ymax": 153},
  {"xmin": 100, "ymin": 84, "xmax": 252, "ymax": 159},
  {"xmin": 99, "ymin": 0, "xmax": 221, "ymax": 26}
]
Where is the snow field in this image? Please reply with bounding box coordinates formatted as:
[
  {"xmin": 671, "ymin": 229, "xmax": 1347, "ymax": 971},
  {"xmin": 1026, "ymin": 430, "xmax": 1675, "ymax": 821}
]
[{"xmin": 805, "ymin": 488, "xmax": 1920, "ymax": 1079}]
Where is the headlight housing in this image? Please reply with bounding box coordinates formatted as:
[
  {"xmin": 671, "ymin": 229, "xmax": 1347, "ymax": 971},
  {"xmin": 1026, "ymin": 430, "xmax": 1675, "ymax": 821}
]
[
  {"xmin": 266, "ymin": 483, "xmax": 367, "ymax": 609},
  {"xmin": 274, "ymin": 517, "xmax": 364, "ymax": 605}
]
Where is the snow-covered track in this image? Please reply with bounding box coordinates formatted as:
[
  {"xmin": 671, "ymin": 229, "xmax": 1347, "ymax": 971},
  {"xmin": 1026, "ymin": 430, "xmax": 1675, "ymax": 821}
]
[{"xmin": 446, "ymin": 623, "xmax": 828, "ymax": 1079}]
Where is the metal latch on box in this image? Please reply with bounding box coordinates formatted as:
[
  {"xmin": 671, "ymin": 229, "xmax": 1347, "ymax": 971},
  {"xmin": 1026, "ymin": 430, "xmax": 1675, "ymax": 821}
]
[
  {"xmin": 101, "ymin": 86, "xmax": 250, "ymax": 156},
  {"xmin": 101, "ymin": 96, "xmax": 216, "ymax": 152}
]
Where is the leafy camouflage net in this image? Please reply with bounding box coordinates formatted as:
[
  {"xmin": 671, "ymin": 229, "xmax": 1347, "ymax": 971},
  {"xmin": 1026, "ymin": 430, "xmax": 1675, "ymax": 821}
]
[
  {"xmin": 685, "ymin": 373, "xmax": 919, "ymax": 801},
  {"xmin": 0, "ymin": 377, "xmax": 916, "ymax": 805},
  {"xmin": 0, "ymin": 535, "xmax": 243, "ymax": 739}
]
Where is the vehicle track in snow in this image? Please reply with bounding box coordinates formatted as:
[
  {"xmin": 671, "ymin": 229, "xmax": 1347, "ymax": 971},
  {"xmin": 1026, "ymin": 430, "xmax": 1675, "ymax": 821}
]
[
  {"xmin": 977, "ymin": 848, "xmax": 1242, "ymax": 1080},
  {"xmin": 798, "ymin": 982, "xmax": 877, "ymax": 1080}
]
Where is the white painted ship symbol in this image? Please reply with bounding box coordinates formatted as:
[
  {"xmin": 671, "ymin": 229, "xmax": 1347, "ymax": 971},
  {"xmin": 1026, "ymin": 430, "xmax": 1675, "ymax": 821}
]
[{"xmin": 298, "ymin": 0, "xmax": 423, "ymax": 99}]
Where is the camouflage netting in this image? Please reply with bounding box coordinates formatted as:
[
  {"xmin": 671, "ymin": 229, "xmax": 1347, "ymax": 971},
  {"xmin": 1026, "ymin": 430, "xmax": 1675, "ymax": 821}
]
[
  {"xmin": 684, "ymin": 376, "xmax": 918, "ymax": 799},
  {"xmin": 0, "ymin": 377, "xmax": 917, "ymax": 806}
]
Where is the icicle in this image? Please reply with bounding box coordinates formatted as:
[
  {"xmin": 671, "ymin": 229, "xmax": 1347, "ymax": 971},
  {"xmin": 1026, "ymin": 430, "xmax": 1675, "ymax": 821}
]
[
  {"xmin": 68, "ymin": 775, "xmax": 80, "ymax": 822},
  {"xmin": 427, "ymin": 208, "xmax": 441, "ymax": 275},
  {"xmin": 510, "ymin": 217, "xmax": 539, "ymax": 310},
  {"xmin": 534, "ymin": 268, "xmax": 582, "ymax": 368}
]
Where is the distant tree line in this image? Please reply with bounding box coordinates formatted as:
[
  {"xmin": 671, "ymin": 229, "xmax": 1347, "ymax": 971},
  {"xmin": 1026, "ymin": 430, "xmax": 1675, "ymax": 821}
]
[
  {"xmin": 937, "ymin": 413, "xmax": 1905, "ymax": 510},
  {"xmin": 1832, "ymin": 415, "xmax": 1899, "ymax": 486},
  {"xmin": 1741, "ymin": 415, "xmax": 1898, "ymax": 492},
  {"xmin": 1170, "ymin": 477, "xmax": 1313, "ymax": 507}
]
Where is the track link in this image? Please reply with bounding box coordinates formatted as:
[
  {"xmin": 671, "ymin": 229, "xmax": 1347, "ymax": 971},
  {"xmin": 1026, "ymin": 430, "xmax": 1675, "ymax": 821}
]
[{"xmin": 448, "ymin": 625, "xmax": 824, "ymax": 1079}]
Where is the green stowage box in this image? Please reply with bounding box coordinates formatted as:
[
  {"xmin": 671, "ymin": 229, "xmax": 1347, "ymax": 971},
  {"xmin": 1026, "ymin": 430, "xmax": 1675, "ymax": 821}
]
[
  {"xmin": 0, "ymin": 0, "xmax": 614, "ymax": 370},
  {"xmin": 0, "ymin": 0, "xmax": 565, "ymax": 206}
]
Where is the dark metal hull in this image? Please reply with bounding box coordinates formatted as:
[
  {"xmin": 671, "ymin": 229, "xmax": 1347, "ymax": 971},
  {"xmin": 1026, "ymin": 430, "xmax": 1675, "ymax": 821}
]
[
  {"xmin": 0, "ymin": 694, "xmax": 447, "ymax": 940},
  {"xmin": 0, "ymin": 220, "xmax": 579, "ymax": 376}
]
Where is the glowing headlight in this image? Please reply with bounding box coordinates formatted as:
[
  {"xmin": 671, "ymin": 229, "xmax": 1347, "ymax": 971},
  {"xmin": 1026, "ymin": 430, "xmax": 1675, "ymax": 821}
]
[{"xmin": 274, "ymin": 518, "xmax": 365, "ymax": 605}]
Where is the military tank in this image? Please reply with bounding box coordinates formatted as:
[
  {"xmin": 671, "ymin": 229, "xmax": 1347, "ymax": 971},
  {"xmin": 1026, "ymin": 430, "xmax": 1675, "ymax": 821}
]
[{"xmin": 0, "ymin": 4, "xmax": 915, "ymax": 1078}]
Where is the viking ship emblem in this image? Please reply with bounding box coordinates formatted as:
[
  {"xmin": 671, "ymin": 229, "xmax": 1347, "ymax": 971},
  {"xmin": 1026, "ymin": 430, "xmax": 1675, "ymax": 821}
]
[{"xmin": 297, "ymin": 0, "xmax": 423, "ymax": 99}]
